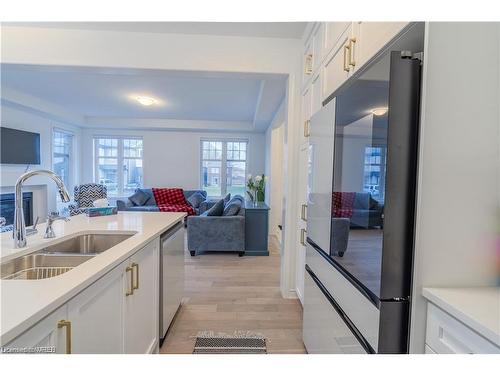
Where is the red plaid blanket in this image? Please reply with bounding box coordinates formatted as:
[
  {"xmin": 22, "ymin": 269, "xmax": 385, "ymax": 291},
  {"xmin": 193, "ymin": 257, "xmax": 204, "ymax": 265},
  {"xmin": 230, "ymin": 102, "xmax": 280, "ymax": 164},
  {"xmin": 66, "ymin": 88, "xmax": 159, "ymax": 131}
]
[
  {"xmin": 152, "ymin": 188, "xmax": 195, "ymax": 216},
  {"xmin": 332, "ymin": 192, "xmax": 356, "ymax": 218}
]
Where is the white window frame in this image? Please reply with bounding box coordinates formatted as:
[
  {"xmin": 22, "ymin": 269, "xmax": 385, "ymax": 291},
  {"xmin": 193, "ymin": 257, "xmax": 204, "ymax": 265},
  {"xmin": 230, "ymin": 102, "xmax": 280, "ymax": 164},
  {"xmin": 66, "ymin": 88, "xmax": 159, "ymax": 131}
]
[
  {"xmin": 93, "ymin": 136, "xmax": 143, "ymax": 196},
  {"xmin": 200, "ymin": 138, "xmax": 249, "ymax": 198},
  {"xmin": 51, "ymin": 127, "xmax": 74, "ymax": 191}
]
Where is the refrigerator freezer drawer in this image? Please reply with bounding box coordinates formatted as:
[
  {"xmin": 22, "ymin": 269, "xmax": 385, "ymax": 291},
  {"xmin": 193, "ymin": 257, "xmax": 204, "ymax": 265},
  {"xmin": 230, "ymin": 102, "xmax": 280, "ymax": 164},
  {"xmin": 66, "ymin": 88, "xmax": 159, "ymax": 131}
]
[
  {"xmin": 303, "ymin": 268, "xmax": 370, "ymax": 353},
  {"xmin": 306, "ymin": 242, "xmax": 380, "ymax": 351}
]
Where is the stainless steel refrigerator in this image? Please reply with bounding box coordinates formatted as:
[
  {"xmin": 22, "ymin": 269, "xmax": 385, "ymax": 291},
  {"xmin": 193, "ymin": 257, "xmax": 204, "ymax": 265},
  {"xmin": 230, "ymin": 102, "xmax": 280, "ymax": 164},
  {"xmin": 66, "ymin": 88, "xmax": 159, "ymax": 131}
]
[{"xmin": 303, "ymin": 26, "xmax": 423, "ymax": 354}]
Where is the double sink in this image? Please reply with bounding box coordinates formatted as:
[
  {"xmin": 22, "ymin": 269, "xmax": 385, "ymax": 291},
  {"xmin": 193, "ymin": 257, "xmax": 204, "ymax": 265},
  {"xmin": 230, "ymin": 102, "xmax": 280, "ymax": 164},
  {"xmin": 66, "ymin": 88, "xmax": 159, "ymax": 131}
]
[{"xmin": 1, "ymin": 233, "xmax": 134, "ymax": 280}]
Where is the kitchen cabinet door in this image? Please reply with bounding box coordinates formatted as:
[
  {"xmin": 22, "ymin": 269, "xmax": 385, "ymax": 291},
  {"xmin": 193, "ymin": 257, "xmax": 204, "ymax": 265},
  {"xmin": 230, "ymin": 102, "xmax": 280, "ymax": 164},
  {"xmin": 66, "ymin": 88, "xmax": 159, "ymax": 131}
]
[
  {"xmin": 3, "ymin": 305, "xmax": 68, "ymax": 354},
  {"xmin": 124, "ymin": 239, "xmax": 159, "ymax": 354},
  {"xmin": 312, "ymin": 23, "xmax": 324, "ymax": 72},
  {"xmin": 301, "ymin": 85, "xmax": 312, "ymax": 144},
  {"xmin": 323, "ymin": 22, "xmax": 351, "ymax": 57},
  {"xmin": 303, "ymin": 38, "xmax": 314, "ymax": 84},
  {"xmin": 295, "ymin": 143, "xmax": 310, "ymax": 305},
  {"xmin": 322, "ymin": 26, "xmax": 351, "ymax": 100},
  {"xmin": 350, "ymin": 22, "xmax": 408, "ymax": 72},
  {"xmin": 67, "ymin": 263, "xmax": 126, "ymax": 354},
  {"xmin": 311, "ymin": 71, "xmax": 323, "ymax": 116}
]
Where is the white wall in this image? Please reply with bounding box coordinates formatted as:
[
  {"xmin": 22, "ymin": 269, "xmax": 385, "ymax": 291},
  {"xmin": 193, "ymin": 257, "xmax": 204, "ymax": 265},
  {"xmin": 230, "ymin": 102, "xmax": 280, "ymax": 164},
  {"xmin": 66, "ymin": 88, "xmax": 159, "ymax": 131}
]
[
  {"xmin": 0, "ymin": 104, "xmax": 82, "ymax": 218},
  {"xmin": 81, "ymin": 128, "xmax": 266, "ymax": 195},
  {"xmin": 409, "ymin": 22, "xmax": 500, "ymax": 353}
]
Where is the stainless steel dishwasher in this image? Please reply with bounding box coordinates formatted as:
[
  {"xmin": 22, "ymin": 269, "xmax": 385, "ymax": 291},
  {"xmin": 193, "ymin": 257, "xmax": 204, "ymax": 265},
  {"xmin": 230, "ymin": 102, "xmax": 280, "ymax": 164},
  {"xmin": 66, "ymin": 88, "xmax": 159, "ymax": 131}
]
[{"xmin": 159, "ymin": 222, "xmax": 185, "ymax": 342}]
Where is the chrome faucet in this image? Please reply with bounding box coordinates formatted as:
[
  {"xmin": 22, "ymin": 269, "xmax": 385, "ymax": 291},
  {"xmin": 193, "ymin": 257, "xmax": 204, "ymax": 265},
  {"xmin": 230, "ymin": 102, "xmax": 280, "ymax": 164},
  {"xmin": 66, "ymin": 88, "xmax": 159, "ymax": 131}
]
[{"xmin": 13, "ymin": 169, "xmax": 71, "ymax": 248}]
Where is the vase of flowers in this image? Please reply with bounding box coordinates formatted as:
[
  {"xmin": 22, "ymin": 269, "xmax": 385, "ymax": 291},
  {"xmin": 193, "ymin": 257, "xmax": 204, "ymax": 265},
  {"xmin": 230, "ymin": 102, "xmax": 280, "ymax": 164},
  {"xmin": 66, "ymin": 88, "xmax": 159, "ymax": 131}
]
[{"xmin": 246, "ymin": 174, "xmax": 266, "ymax": 204}]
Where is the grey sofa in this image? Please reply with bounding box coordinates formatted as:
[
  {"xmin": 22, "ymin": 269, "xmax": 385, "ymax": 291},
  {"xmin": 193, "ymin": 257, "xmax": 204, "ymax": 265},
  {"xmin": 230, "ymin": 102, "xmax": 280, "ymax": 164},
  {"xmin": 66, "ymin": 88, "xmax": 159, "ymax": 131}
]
[
  {"xmin": 116, "ymin": 188, "xmax": 207, "ymax": 215},
  {"xmin": 187, "ymin": 195, "xmax": 245, "ymax": 256},
  {"xmin": 349, "ymin": 192, "xmax": 384, "ymax": 228}
]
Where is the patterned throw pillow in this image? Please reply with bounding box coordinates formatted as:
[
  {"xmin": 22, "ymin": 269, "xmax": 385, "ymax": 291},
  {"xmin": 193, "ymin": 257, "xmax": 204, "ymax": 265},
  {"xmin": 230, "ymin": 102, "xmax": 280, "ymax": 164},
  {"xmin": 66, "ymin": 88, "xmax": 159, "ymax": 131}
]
[
  {"xmin": 223, "ymin": 193, "xmax": 231, "ymax": 204},
  {"xmin": 187, "ymin": 192, "xmax": 205, "ymax": 209},
  {"xmin": 205, "ymin": 199, "xmax": 225, "ymax": 216},
  {"xmin": 129, "ymin": 189, "xmax": 149, "ymax": 206},
  {"xmin": 223, "ymin": 200, "xmax": 241, "ymax": 216}
]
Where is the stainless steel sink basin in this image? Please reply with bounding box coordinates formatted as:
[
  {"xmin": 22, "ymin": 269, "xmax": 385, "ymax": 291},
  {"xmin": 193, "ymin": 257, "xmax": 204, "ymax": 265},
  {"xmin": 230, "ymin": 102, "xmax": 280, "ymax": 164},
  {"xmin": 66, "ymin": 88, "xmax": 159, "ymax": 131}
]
[
  {"xmin": 1, "ymin": 253, "xmax": 94, "ymax": 280},
  {"xmin": 1, "ymin": 233, "xmax": 134, "ymax": 280},
  {"xmin": 42, "ymin": 233, "xmax": 134, "ymax": 255}
]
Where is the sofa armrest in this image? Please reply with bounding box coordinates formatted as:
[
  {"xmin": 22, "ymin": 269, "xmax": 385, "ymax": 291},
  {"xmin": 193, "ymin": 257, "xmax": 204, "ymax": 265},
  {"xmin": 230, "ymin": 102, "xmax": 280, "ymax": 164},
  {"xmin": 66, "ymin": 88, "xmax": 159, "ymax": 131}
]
[
  {"xmin": 116, "ymin": 199, "xmax": 133, "ymax": 211},
  {"xmin": 187, "ymin": 215, "xmax": 245, "ymax": 252}
]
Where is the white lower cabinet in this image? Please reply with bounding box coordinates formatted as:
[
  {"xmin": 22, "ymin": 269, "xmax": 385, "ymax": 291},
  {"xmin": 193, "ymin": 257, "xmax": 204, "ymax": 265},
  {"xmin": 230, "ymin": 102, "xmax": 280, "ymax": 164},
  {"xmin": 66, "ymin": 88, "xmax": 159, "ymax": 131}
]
[
  {"xmin": 425, "ymin": 303, "xmax": 500, "ymax": 354},
  {"xmin": 3, "ymin": 306, "xmax": 68, "ymax": 354},
  {"xmin": 4, "ymin": 236, "xmax": 166, "ymax": 354},
  {"xmin": 124, "ymin": 239, "xmax": 159, "ymax": 354},
  {"xmin": 68, "ymin": 262, "xmax": 126, "ymax": 353}
]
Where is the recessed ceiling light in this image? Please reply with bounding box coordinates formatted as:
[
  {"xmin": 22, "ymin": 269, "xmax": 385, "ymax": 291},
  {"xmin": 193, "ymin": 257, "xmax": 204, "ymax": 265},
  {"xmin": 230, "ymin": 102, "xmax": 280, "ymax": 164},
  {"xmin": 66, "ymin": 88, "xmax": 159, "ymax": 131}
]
[
  {"xmin": 371, "ymin": 107, "xmax": 388, "ymax": 116},
  {"xmin": 135, "ymin": 96, "xmax": 157, "ymax": 106}
]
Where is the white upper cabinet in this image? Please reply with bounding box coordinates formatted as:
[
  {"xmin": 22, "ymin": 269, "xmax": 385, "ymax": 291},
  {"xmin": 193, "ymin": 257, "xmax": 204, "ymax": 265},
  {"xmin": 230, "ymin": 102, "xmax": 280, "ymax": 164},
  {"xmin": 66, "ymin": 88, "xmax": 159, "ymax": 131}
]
[
  {"xmin": 350, "ymin": 22, "xmax": 409, "ymax": 73},
  {"xmin": 311, "ymin": 23, "xmax": 324, "ymax": 72},
  {"xmin": 124, "ymin": 239, "xmax": 159, "ymax": 354},
  {"xmin": 323, "ymin": 22, "xmax": 351, "ymax": 58},
  {"xmin": 311, "ymin": 71, "xmax": 323, "ymax": 116},
  {"xmin": 322, "ymin": 25, "xmax": 352, "ymax": 100},
  {"xmin": 303, "ymin": 38, "xmax": 314, "ymax": 84}
]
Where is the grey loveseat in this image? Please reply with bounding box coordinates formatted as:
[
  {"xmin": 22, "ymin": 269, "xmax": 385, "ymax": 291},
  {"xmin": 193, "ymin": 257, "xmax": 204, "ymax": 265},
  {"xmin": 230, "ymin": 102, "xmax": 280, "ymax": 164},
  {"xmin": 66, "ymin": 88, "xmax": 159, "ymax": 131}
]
[
  {"xmin": 116, "ymin": 188, "xmax": 207, "ymax": 215},
  {"xmin": 187, "ymin": 195, "xmax": 245, "ymax": 257}
]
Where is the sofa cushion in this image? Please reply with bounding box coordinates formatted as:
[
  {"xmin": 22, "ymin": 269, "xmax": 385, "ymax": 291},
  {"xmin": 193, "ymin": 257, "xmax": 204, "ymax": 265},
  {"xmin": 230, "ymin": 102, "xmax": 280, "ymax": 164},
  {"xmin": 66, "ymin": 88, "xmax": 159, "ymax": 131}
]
[
  {"xmin": 223, "ymin": 193, "xmax": 231, "ymax": 204},
  {"xmin": 129, "ymin": 189, "xmax": 149, "ymax": 206},
  {"xmin": 187, "ymin": 192, "xmax": 205, "ymax": 209},
  {"xmin": 223, "ymin": 200, "xmax": 241, "ymax": 216},
  {"xmin": 205, "ymin": 199, "xmax": 224, "ymax": 216}
]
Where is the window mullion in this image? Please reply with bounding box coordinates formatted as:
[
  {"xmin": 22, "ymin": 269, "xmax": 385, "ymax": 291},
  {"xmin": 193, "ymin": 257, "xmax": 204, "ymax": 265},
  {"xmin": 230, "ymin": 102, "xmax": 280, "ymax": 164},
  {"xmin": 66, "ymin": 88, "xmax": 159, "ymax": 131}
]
[
  {"xmin": 118, "ymin": 139, "xmax": 124, "ymax": 195},
  {"xmin": 221, "ymin": 141, "xmax": 227, "ymax": 196}
]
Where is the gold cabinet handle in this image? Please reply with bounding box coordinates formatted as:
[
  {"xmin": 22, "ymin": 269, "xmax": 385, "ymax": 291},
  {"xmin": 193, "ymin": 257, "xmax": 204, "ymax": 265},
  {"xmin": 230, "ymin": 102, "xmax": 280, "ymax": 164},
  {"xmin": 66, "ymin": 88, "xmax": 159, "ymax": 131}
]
[
  {"xmin": 126, "ymin": 266, "xmax": 134, "ymax": 296},
  {"xmin": 343, "ymin": 44, "xmax": 350, "ymax": 72},
  {"xmin": 300, "ymin": 228, "xmax": 307, "ymax": 246},
  {"xmin": 305, "ymin": 54, "xmax": 313, "ymax": 75},
  {"xmin": 57, "ymin": 320, "xmax": 71, "ymax": 354},
  {"xmin": 348, "ymin": 38, "xmax": 356, "ymax": 67},
  {"xmin": 132, "ymin": 262, "xmax": 139, "ymax": 290},
  {"xmin": 301, "ymin": 204, "xmax": 307, "ymax": 221},
  {"xmin": 304, "ymin": 120, "xmax": 311, "ymax": 137}
]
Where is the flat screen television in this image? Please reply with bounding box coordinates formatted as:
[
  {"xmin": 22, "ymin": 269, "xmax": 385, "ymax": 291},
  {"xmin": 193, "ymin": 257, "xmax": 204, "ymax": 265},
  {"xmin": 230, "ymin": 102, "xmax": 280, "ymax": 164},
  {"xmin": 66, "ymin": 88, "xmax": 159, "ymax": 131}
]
[{"xmin": 0, "ymin": 127, "xmax": 41, "ymax": 165}]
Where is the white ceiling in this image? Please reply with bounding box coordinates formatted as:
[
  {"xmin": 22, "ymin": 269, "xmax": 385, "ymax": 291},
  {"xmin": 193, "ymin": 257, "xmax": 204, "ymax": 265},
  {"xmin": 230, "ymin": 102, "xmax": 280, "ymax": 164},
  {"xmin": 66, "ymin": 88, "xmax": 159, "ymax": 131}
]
[
  {"xmin": 5, "ymin": 22, "xmax": 307, "ymax": 39},
  {"xmin": 1, "ymin": 65, "xmax": 287, "ymax": 132}
]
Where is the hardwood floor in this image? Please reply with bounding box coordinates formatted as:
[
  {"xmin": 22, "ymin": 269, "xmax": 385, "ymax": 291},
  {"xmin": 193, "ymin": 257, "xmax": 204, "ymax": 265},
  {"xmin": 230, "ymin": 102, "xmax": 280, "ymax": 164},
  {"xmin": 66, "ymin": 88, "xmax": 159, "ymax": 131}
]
[{"xmin": 160, "ymin": 236, "xmax": 306, "ymax": 354}]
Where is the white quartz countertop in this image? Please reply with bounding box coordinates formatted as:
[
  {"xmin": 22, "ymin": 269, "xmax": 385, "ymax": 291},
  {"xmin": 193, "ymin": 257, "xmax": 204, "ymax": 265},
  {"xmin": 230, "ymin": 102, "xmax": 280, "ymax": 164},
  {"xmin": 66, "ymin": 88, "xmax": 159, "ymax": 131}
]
[
  {"xmin": 423, "ymin": 287, "xmax": 500, "ymax": 346},
  {"xmin": 0, "ymin": 211, "xmax": 185, "ymax": 344}
]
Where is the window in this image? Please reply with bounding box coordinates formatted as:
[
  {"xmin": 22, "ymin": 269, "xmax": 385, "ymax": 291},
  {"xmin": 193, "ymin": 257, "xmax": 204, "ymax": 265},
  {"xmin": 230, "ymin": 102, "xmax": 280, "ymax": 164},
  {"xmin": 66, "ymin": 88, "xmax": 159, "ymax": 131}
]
[
  {"xmin": 94, "ymin": 137, "xmax": 143, "ymax": 195},
  {"xmin": 53, "ymin": 129, "xmax": 73, "ymax": 188},
  {"xmin": 363, "ymin": 146, "xmax": 386, "ymax": 201},
  {"xmin": 201, "ymin": 140, "xmax": 247, "ymax": 197}
]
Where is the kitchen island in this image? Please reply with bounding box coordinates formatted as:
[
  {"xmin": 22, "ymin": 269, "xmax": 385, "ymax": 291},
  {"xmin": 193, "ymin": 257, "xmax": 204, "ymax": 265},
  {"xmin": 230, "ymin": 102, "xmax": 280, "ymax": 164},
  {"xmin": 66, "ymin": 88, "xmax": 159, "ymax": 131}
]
[{"xmin": 0, "ymin": 211, "xmax": 186, "ymax": 353}]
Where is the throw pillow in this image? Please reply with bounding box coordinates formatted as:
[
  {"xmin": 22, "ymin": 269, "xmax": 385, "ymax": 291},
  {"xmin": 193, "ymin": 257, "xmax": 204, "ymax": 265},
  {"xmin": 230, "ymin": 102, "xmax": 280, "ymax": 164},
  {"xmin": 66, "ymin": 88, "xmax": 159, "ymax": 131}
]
[
  {"xmin": 129, "ymin": 190, "xmax": 149, "ymax": 206},
  {"xmin": 187, "ymin": 192, "xmax": 205, "ymax": 209},
  {"xmin": 223, "ymin": 200, "xmax": 241, "ymax": 216},
  {"xmin": 205, "ymin": 199, "xmax": 224, "ymax": 216},
  {"xmin": 223, "ymin": 193, "xmax": 231, "ymax": 204}
]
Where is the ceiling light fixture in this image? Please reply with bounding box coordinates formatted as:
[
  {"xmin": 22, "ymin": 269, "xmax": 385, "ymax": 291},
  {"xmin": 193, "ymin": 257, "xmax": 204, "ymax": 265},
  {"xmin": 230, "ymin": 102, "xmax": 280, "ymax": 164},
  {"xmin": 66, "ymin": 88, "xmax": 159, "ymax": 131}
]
[
  {"xmin": 135, "ymin": 96, "xmax": 157, "ymax": 106},
  {"xmin": 371, "ymin": 107, "xmax": 388, "ymax": 116}
]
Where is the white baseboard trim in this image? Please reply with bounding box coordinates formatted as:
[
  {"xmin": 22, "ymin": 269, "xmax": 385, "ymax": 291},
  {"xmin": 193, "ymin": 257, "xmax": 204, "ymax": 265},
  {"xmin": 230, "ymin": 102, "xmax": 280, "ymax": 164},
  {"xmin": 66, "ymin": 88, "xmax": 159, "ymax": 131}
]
[
  {"xmin": 281, "ymin": 288, "xmax": 299, "ymax": 299},
  {"xmin": 295, "ymin": 287, "xmax": 304, "ymax": 306}
]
